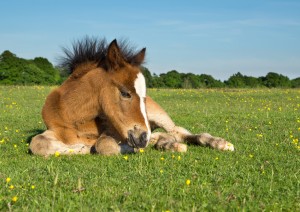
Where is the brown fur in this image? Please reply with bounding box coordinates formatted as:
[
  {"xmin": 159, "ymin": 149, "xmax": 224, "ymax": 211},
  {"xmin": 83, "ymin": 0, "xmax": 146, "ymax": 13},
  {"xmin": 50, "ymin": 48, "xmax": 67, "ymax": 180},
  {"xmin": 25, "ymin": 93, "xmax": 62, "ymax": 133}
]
[{"xmin": 30, "ymin": 38, "xmax": 234, "ymax": 156}]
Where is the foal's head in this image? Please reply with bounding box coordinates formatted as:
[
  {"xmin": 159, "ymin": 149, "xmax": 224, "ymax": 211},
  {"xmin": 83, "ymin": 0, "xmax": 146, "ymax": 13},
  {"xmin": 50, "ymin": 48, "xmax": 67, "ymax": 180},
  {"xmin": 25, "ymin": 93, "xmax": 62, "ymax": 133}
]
[
  {"xmin": 101, "ymin": 40, "xmax": 150, "ymax": 148},
  {"xmin": 62, "ymin": 38, "xmax": 151, "ymax": 148}
]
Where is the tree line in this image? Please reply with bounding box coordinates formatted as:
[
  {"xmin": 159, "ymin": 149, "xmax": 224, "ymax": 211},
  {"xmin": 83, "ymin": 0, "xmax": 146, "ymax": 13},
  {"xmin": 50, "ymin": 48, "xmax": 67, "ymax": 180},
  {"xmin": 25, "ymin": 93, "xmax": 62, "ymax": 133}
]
[
  {"xmin": 0, "ymin": 50, "xmax": 61, "ymax": 85},
  {"xmin": 141, "ymin": 68, "xmax": 300, "ymax": 88},
  {"xmin": 0, "ymin": 50, "xmax": 299, "ymax": 88}
]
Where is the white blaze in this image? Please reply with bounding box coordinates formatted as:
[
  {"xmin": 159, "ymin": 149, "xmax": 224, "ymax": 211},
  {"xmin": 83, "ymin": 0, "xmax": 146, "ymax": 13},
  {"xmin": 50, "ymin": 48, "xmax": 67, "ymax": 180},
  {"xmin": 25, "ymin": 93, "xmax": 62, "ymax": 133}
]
[{"xmin": 134, "ymin": 73, "xmax": 151, "ymax": 141}]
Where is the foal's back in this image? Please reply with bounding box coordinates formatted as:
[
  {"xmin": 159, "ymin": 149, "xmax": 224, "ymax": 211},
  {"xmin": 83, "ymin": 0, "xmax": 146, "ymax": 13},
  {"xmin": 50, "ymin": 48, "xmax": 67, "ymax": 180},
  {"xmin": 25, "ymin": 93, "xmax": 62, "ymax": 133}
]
[{"xmin": 42, "ymin": 65, "xmax": 104, "ymax": 145}]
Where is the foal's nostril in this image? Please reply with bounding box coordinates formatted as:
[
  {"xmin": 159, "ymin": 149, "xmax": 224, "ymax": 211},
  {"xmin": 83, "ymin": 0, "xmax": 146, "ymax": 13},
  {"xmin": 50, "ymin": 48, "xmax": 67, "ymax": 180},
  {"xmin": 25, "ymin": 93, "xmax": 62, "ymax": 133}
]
[
  {"xmin": 140, "ymin": 132, "xmax": 147, "ymax": 141},
  {"xmin": 127, "ymin": 130, "xmax": 136, "ymax": 148},
  {"xmin": 139, "ymin": 132, "xmax": 148, "ymax": 148},
  {"xmin": 127, "ymin": 130, "xmax": 148, "ymax": 148}
]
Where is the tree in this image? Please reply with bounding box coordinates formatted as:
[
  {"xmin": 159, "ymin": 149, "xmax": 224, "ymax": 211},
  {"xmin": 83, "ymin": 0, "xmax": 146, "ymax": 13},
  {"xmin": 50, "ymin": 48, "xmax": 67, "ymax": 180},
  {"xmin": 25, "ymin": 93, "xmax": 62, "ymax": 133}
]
[
  {"xmin": 0, "ymin": 50, "xmax": 61, "ymax": 85},
  {"xmin": 0, "ymin": 50, "xmax": 16, "ymax": 60},
  {"xmin": 291, "ymin": 77, "xmax": 300, "ymax": 88},
  {"xmin": 198, "ymin": 74, "xmax": 224, "ymax": 88},
  {"xmin": 261, "ymin": 72, "xmax": 291, "ymax": 88},
  {"xmin": 32, "ymin": 57, "xmax": 61, "ymax": 84},
  {"xmin": 161, "ymin": 70, "xmax": 182, "ymax": 88},
  {"xmin": 244, "ymin": 76, "xmax": 263, "ymax": 88},
  {"xmin": 141, "ymin": 66, "xmax": 153, "ymax": 88},
  {"xmin": 224, "ymin": 72, "xmax": 246, "ymax": 88},
  {"xmin": 181, "ymin": 77, "xmax": 193, "ymax": 89},
  {"xmin": 0, "ymin": 50, "xmax": 24, "ymax": 84},
  {"xmin": 181, "ymin": 73, "xmax": 201, "ymax": 88},
  {"xmin": 152, "ymin": 73, "xmax": 165, "ymax": 88}
]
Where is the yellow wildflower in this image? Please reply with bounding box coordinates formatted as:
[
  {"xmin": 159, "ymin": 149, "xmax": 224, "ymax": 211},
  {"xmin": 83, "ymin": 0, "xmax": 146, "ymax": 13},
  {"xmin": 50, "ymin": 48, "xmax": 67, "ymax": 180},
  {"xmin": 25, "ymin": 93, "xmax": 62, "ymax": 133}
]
[
  {"xmin": 249, "ymin": 154, "xmax": 254, "ymax": 158},
  {"xmin": 293, "ymin": 138, "xmax": 298, "ymax": 144},
  {"xmin": 160, "ymin": 157, "xmax": 165, "ymax": 161},
  {"xmin": 6, "ymin": 177, "xmax": 11, "ymax": 183},
  {"xmin": 9, "ymin": 185, "xmax": 14, "ymax": 189},
  {"xmin": 123, "ymin": 155, "xmax": 128, "ymax": 160},
  {"xmin": 257, "ymin": 134, "xmax": 263, "ymax": 138},
  {"xmin": 177, "ymin": 156, "xmax": 181, "ymax": 161},
  {"xmin": 54, "ymin": 151, "xmax": 60, "ymax": 157},
  {"xmin": 139, "ymin": 149, "xmax": 144, "ymax": 153},
  {"xmin": 11, "ymin": 196, "xmax": 18, "ymax": 202},
  {"xmin": 186, "ymin": 179, "xmax": 191, "ymax": 186},
  {"xmin": 31, "ymin": 185, "xmax": 35, "ymax": 189}
]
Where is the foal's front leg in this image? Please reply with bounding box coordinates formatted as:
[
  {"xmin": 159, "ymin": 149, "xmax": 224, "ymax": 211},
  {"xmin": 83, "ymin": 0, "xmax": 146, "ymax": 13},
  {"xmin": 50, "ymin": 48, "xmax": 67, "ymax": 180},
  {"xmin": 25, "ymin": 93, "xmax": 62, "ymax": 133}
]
[
  {"xmin": 185, "ymin": 133, "xmax": 235, "ymax": 151},
  {"xmin": 146, "ymin": 96, "xmax": 235, "ymax": 151},
  {"xmin": 95, "ymin": 134, "xmax": 136, "ymax": 155},
  {"xmin": 169, "ymin": 126, "xmax": 235, "ymax": 151},
  {"xmin": 150, "ymin": 132, "xmax": 187, "ymax": 152},
  {"xmin": 151, "ymin": 129, "xmax": 234, "ymax": 152}
]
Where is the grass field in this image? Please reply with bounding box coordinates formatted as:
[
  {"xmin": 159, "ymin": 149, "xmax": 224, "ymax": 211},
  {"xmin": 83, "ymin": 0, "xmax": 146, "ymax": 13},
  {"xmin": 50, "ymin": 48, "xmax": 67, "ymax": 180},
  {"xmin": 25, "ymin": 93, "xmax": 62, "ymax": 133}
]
[{"xmin": 0, "ymin": 86, "xmax": 299, "ymax": 211}]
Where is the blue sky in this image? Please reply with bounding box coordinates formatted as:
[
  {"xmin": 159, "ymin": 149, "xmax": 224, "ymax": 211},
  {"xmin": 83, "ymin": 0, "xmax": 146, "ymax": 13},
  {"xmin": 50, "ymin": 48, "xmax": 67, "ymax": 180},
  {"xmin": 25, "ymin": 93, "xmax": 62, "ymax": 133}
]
[{"xmin": 0, "ymin": 0, "xmax": 299, "ymax": 80}]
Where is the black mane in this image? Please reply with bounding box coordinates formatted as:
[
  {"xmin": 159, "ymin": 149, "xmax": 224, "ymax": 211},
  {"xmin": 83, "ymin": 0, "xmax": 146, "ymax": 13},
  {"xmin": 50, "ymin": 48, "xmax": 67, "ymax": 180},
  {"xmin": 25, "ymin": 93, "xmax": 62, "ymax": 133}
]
[{"xmin": 59, "ymin": 36, "xmax": 143, "ymax": 74}]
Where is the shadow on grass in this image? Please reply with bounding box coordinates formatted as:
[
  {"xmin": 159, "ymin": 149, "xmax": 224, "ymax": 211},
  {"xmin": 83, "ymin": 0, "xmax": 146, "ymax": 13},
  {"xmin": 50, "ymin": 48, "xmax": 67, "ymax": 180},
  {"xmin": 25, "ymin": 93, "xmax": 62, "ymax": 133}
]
[
  {"xmin": 26, "ymin": 129, "xmax": 44, "ymax": 144},
  {"xmin": 26, "ymin": 129, "xmax": 44, "ymax": 154}
]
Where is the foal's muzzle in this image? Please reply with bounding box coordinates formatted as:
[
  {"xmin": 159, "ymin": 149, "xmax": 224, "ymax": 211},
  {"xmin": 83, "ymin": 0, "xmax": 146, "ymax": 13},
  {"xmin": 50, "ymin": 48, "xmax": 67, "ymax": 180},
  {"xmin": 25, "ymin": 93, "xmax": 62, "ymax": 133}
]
[{"xmin": 127, "ymin": 130, "xmax": 148, "ymax": 148}]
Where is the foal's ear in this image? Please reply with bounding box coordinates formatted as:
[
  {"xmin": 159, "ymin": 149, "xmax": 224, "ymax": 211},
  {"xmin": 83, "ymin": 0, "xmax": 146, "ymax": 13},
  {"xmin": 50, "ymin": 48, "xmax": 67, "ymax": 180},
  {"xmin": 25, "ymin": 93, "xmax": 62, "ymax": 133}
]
[
  {"xmin": 106, "ymin": 39, "xmax": 126, "ymax": 70},
  {"xmin": 131, "ymin": 48, "xmax": 146, "ymax": 66}
]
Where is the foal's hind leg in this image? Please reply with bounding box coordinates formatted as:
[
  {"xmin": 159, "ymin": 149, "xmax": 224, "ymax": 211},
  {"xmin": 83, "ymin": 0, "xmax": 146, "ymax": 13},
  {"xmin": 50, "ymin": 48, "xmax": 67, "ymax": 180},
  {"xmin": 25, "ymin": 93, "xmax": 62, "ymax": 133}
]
[
  {"xmin": 146, "ymin": 96, "xmax": 234, "ymax": 151},
  {"xmin": 30, "ymin": 130, "xmax": 91, "ymax": 156}
]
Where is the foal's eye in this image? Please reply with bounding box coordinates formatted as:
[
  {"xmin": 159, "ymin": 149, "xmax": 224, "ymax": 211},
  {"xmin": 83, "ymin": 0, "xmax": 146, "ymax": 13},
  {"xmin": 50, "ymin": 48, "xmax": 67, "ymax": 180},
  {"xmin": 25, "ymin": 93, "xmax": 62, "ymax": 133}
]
[{"xmin": 120, "ymin": 90, "xmax": 131, "ymax": 99}]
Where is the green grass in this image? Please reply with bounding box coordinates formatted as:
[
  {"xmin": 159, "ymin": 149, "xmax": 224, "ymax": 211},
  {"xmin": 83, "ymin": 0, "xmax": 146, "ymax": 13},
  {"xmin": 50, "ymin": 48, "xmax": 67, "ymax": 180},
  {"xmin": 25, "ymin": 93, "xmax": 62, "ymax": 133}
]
[{"xmin": 0, "ymin": 86, "xmax": 299, "ymax": 211}]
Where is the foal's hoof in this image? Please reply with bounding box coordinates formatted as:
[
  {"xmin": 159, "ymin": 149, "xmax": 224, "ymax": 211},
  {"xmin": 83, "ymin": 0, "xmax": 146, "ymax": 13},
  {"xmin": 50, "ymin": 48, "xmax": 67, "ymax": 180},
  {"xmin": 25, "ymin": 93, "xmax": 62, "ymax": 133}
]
[
  {"xmin": 171, "ymin": 142, "xmax": 187, "ymax": 152},
  {"xmin": 198, "ymin": 133, "xmax": 235, "ymax": 151},
  {"xmin": 213, "ymin": 139, "xmax": 235, "ymax": 151},
  {"xmin": 223, "ymin": 142, "xmax": 235, "ymax": 151}
]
